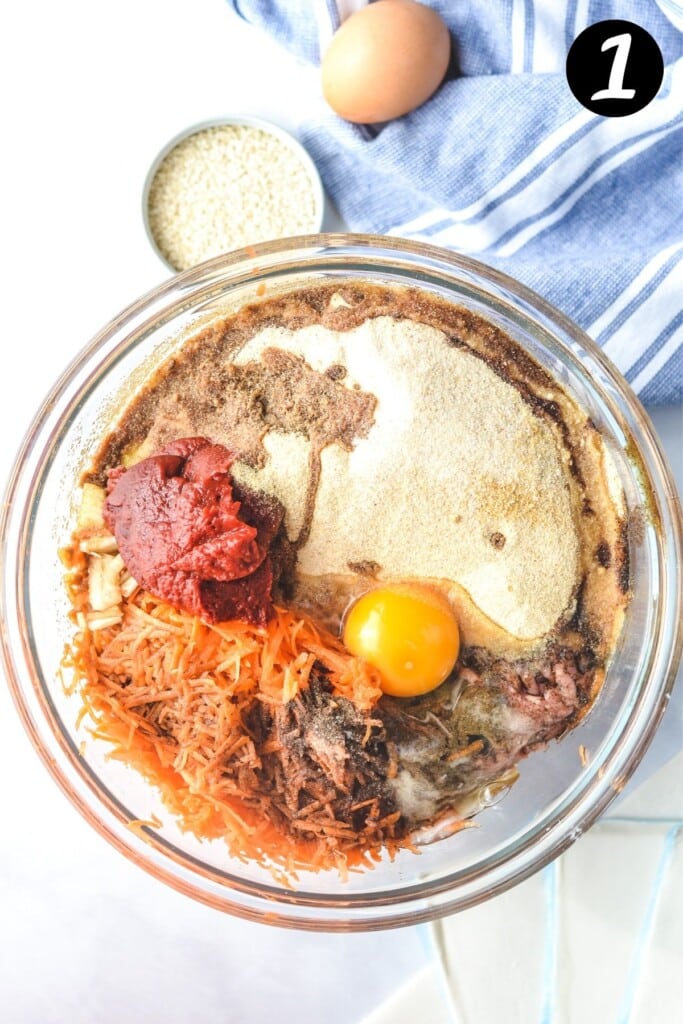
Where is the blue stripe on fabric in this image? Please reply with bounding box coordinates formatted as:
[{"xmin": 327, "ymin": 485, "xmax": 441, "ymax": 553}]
[
  {"xmin": 524, "ymin": 0, "xmax": 535, "ymax": 72},
  {"xmin": 565, "ymin": 0, "xmax": 579, "ymax": 48},
  {"xmin": 626, "ymin": 309, "xmax": 683, "ymax": 384},
  {"xmin": 505, "ymin": 0, "xmax": 515, "ymax": 72},
  {"xmin": 419, "ymin": 117, "xmax": 599, "ymax": 234},
  {"xmin": 626, "ymin": 307, "xmax": 683, "ymax": 385},
  {"xmin": 597, "ymin": 250, "xmax": 683, "ymax": 344},
  {"xmin": 639, "ymin": 339, "xmax": 683, "ymax": 403},
  {"xmin": 325, "ymin": 0, "xmax": 339, "ymax": 32},
  {"xmin": 403, "ymin": 95, "xmax": 678, "ymax": 245},
  {"xmin": 616, "ymin": 825, "xmax": 682, "ymax": 1024},
  {"xmin": 231, "ymin": 0, "xmax": 250, "ymax": 21},
  {"xmin": 658, "ymin": 0, "xmax": 683, "ymax": 24},
  {"xmin": 422, "ymin": 217, "xmax": 459, "ymax": 237},
  {"xmin": 487, "ymin": 112, "xmax": 683, "ymax": 253}
]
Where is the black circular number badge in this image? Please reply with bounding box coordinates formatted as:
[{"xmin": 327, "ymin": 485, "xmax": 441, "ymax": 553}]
[{"xmin": 566, "ymin": 20, "xmax": 664, "ymax": 116}]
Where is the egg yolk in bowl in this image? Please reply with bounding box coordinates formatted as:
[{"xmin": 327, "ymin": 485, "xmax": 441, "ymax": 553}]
[{"xmin": 343, "ymin": 584, "xmax": 460, "ymax": 697}]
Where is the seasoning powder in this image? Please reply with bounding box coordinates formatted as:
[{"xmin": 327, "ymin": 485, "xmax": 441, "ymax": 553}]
[{"xmin": 146, "ymin": 124, "xmax": 318, "ymax": 271}]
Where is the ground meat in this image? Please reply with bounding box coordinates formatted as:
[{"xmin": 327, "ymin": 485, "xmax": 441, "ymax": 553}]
[
  {"xmin": 377, "ymin": 643, "xmax": 598, "ymax": 827},
  {"xmin": 232, "ymin": 644, "xmax": 600, "ymax": 840},
  {"xmin": 243, "ymin": 674, "xmax": 400, "ymax": 842}
]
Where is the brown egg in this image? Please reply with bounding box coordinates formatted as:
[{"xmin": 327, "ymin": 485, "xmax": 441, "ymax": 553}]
[{"xmin": 321, "ymin": 0, "xmax": 451, "ymax": 124}]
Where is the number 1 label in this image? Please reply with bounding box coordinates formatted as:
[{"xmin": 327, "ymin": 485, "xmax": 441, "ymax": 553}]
[
  {"xmin": 566, "ymin": 20, "xmax": 664, "ymax": 117},
  {"xmin": 591, "ymin": 33, "xmax": 636, "ymax": 101}
]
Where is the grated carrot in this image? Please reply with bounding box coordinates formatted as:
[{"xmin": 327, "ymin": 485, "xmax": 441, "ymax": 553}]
[{"xmin": 62, "ymin": 585, "xmax": 410, "ymax": 878}]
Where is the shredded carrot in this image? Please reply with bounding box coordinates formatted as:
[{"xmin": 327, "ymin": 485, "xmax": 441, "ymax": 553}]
[
  {"xmin": 127, "ymin": 815, "xmax": 163, "ymax": 843},
  {"xmin": 62, "ymin": 583, "xmax": 412, "ymax": 878}
]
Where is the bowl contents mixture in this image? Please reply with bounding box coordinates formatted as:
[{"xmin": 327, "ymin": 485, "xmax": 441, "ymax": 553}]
[{"xmin": 62, "ymin": 282, "xmax": 631, "ymax": 876}]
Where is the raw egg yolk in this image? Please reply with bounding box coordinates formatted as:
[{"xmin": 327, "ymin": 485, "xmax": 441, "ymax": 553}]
[{"xmin": 343, "ymin": 585, "xmax": 460, "ymax": 698}]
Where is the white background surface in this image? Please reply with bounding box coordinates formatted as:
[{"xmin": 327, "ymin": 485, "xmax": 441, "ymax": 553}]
[{"xmin": 1, "ymin": 2, "xmax": 681, "ymax": 1022}]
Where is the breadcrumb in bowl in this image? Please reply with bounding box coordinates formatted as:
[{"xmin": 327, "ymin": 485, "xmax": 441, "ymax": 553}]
[{"xmin": 143, "ymin": 118, "xmax": 325, "ymax": 272}]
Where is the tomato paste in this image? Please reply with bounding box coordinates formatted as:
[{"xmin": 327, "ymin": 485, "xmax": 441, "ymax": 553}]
[{"xmin": 104, "ymin": 437, "xmax": 282, "ymax": 625}]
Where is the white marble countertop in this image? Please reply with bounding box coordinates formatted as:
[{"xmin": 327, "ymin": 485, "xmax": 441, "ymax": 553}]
[{"xmin": 1, "ymin": 3, "xmax": 680, "ymax": 1021}]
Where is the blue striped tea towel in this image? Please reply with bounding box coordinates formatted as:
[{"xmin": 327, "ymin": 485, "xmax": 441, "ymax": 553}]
[{"xmin": 227, "ymin": 0, "xmax": 683, "ymax": 405}]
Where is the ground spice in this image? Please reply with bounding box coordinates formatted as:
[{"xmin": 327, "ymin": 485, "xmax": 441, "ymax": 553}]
[{"xmin": 146, "ymin": 124, "xmax": 319, "ymax": 271}]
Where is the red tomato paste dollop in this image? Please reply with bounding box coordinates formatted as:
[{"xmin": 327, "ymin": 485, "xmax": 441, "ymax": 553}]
[{"xmin": 104, "ymin": 437, "xmax": 283, "ymax": 625}]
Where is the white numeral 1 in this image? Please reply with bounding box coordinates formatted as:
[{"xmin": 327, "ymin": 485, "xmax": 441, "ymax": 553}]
[{"xmin": 591, "ymin": 33, "xmax": 636, "ymax": 101}]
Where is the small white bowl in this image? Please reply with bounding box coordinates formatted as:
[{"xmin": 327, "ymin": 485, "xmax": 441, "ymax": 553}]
[{"xmin": 142, "ymin": 116, "xmax": 326, "ymax": 273}]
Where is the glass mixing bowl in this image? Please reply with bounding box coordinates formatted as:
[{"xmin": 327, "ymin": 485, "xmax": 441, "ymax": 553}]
[{"xmin": 1, "ymin": 235, "xmax": 681, "ymax": 930}]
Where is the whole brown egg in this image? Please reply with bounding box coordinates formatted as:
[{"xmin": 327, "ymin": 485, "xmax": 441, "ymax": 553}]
[{"xmin": 321, "ymin": 0, "xmax": 451, "ymax": 124}]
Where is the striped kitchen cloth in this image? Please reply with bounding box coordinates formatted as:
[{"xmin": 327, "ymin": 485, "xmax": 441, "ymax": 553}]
[{"xmin": 227, "ymin": 0, "xmax": 683, "ymax": 405}]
